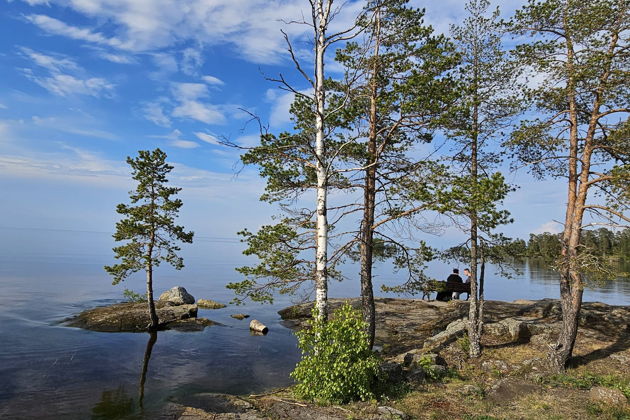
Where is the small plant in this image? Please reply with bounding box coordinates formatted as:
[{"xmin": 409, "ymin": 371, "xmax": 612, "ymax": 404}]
[
  {"xmin": 291, "ymin": 303, "xmax": 381, "ymax": 404},
  {"xmin": 123, "ymin": 289, "xmax": 146, "ymax": 303},
  {"xmin": 457, "ymin": 335, "xmax": 471, "ymax": 353},
  {"xmin": 416, "ymin": 355, "xmax": 446, "ymax": 382}
]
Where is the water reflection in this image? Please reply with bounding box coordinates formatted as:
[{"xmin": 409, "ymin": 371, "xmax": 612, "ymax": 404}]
[
  {"xmin": 91, "ymin": 331, "xmax": 157, "ymax": 419},
  {"xmin": 139, "ymin": 332, "xmax": 157, "ymax": 411},
  {"xmin": 91, "ymin": 387, "xmax": 135, "ymax": 420}
]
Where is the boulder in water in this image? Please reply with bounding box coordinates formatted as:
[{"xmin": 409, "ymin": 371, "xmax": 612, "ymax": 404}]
[
  {"xmin": 197, "ymin": 299, "xmax": 226, "ymax": 309},
  {"xmin": 159, "ymin": 286, "xmax": 195, "ymax": 305}
]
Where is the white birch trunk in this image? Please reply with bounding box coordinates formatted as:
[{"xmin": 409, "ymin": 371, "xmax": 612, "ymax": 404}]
[{"xmin": 313, "ymin": 0, "xmax": 329, "ymax": 321}]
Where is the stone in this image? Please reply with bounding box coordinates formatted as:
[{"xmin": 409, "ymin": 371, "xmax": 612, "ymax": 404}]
[
  {"xmin": 376, "ymin": 406, "xmax": 409, "ymax": 420},
  {"xmin": 380, "ymin": 362, "xmax": 404, "ymax": 384},
  {"xmin": 484, "ymin": 318, "xmax": 531, "ymax": 344},
  {"xmin": 405, "ymin": 368, "xmax": 426, "ymax": 384},
  {"xmin": 457, "ymin": 384, "xmax": 482, "ymax": 397},
  {"xmin": 197, "ymin": 299, "xmax": 227, "ymax": 309},
  {"xmin": 231, "ymin": 313, "xmax": 249, "ymax": 320},
  {"xmin": 168, "ymin": 318, "xmax": 218, "ymax": 332},
  {"xmin": 66, "ymin": 301, "xmax": 197, "ymax": 332},
  {"xmin": 589, "ymin": 386, "xmax": 628, "ymax": 406},
  {"xmin": 422, "ymin": 318, "xmax": 468, "ymax": 351},
  {"xmin": 487, "ymin": 378, "xmax": 540, "ymax": 403},
  {"xmin": 159, "ymin": 286, "xmax": 195, "ymax": 305}
]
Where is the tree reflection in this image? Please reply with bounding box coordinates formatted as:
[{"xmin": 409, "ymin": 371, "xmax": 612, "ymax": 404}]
[
  {"xmin": 139, "ymin": 331, "xmax": 157, "ymax": 410},
  {"xmin": 91, "ymin": 386, "xmax": 134, "ymax": 419},
  {"xmin": 91, "ymin": 331, "xmax": 157, "ymax": 419}
]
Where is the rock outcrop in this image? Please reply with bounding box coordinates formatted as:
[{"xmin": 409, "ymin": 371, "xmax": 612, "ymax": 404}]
[{"xmin": 66, "ymin": 301, "xmax": 198, "ymax": 332}]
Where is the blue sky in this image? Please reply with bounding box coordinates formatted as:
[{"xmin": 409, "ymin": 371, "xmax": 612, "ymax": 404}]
[{"xmin": 0, "ymin": 0, "xmax": 566, "ymax": 243}]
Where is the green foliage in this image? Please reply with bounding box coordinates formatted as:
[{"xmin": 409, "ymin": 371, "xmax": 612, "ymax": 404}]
[
  {"xmin": 457, "ymin": 336, "xmax": 471, "ymax": 354},
  {"xmin": 415, "ymin": 355, "xmax": 447, "ymax": 382},
  {"xmin": 104, "ymin": 148, "xmax": 193, "ymax": 285},
  {"xmin": 291, "ymin": 303, "xmax": 381, "ymax": 404},
  {"xmin": 122, "ymin": 289, "xmax": 146, "ymax": 303}
]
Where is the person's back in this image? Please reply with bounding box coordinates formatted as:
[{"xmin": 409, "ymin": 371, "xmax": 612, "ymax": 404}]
[{"xmin": 447, "ymin": 270, "xmax": 462, "ymax": 283}]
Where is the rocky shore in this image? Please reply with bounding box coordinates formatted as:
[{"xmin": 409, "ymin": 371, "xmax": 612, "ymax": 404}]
[{"xmin": 163, "ymin": 297, "xmax": 629, "ymax": 419}]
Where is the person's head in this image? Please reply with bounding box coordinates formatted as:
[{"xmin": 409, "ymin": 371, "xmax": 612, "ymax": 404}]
[
  {"xmin": 453, "ymin": 268, "xmax": 459, "ymax": 274},
  {"xmin": 464, "ymin": 268, "xmax": 471, "ymax": 276}
]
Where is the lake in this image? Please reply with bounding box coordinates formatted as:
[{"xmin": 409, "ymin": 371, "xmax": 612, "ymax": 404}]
[{"xmin": 0, "ymin": 227, "xmax": 628, "ymax": 419}]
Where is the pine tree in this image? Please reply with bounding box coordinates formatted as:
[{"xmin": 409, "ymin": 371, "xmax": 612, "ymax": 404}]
[
  {"xmin": 335, "ymin": 0, "xmax": 458, "ymax": 348},
  {"xmin": 444, "ymin": 0, "xmax": 520, "ymax": 358},
  {"xmin": 508, "ymin": 0, "xmax": 629, "ymax": 370},
  {"xmin": 105, "ymin": 148, "xmax": 194, "ymax": 330}
]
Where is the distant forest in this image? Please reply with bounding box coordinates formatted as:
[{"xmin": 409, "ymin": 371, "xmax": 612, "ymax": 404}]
[{"xmin": 505, "ymin": 228, "xmax": 630, "ymax": 260}]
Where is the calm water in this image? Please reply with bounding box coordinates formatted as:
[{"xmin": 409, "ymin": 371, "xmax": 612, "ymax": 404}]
[{"xmin": 0, "ymin": 227, "xmax": 628, "ymax": 419}]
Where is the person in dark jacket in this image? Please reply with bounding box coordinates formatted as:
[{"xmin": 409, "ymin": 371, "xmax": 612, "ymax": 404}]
[{"xmin": 447, "ymin": 268, "xmax": 463, "ymax": 300}]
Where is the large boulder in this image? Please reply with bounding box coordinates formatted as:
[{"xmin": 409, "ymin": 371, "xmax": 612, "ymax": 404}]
[
  {"xmin": 66, "ymin": 301, "xmax": 198, "ymax": 332},
  {"xmin": 159, "ymin": 286, "xmax": 195, "ymax": 305}
]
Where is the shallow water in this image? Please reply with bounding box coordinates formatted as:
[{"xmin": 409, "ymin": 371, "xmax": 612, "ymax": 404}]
[{"xmin": 0, "ymin": 227, "xmax": 628, "ymax": 419}]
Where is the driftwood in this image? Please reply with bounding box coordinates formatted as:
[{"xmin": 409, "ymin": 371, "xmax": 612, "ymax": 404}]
[{"xmin": 249, "ymin": 319, "xmax": 268, "ymax": 334}]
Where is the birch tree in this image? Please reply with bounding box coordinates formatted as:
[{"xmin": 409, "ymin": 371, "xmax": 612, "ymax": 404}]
[
  {"xmin": 228, "ymin": 0, "xmax": 360, "ymax": 321},
  {"xmin": 105, "ymin": 149, "xmax": 194, "ymax": 330},
  {"xmin": 508, "ymin": 0, "xmax": 629, "ymax": 370}
]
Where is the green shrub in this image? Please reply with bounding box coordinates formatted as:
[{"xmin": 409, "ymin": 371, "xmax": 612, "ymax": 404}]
[
  {"xmin": 291, "ymin": 303, "xmax": 381, "ymax": 404},
  {"xmin": 457, "ymin": 335, "xmax": 471, "ymax": 353},
  {"xmin": 123, "ymin": 289, "xmax": 146, "ymax": 303}
]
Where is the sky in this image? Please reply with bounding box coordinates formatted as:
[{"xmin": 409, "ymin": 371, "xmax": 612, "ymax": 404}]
[{"xmin": 0, "ymin": 0, "xmax": 567, "ymax": 245}]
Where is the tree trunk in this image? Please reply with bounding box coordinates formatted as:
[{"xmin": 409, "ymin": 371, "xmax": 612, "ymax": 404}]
[
  {"xmin": 550, "ymin": 269, "xmax": 583, "ymax": 371},
  {"xmin": 313, "ymin": 0, "xmax": 329, "ymax": 321},
  {"xmin": 549, "ymin": 16, "xmax": 584, "ymax": 370},
  {"xmin": 146, "ymin": 262, "xmax": 159, "ymax": 330},
  {"xmin": 359, "ymin": 5, "xmax": 381, "ymax": 349},
  {"xmin": 468, "ymin": 58, "xmax": 482, "ymax": 358}
]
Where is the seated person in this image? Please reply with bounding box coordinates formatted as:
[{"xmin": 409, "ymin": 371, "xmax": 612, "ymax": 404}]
[{"xmin": 447, "ymin": 268, "xmax": 463, "ymax": 300}]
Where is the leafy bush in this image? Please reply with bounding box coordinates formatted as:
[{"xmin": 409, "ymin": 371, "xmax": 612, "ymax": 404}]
[
  {"xmin": 291, "ymin": 303, "xmax": 381, "ymax": 404},
  {"xmin": 123, "ymin": 289, "xmax": 146, "ymax": 303}
]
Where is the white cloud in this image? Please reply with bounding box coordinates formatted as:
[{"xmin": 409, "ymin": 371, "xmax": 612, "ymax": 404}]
[
  {"xmin": 149, "ymin": 129, "xmax": 200, "ymax": 149},
  {"xmin": 170, "ymin": 82, "xmax": 226, "ymax": 125},
  {"xmin": 181, "ymin": 47, "xmax": 203, "ymax": 76},
  {"xmin": 195, "ymin": 132, "xmax": 221, "ymax": 145},
  {"xmin": 19, "ymin": 46, "xmax": 79, "ymax": 73},
  {"xmin": 24, "ymin": 71, "xmax": 114, "ymax": 97},
  {"xmin": 19, "ymin": 48, "xmax": 115, "ymax": 97},
  {"xmin": 98, "ymin": 52, "xmax": 137, "ymax": 64},
  {"xmin": 142, "ymin": 100, "xmax": 171, "ymax": 127},
  {"xmin": 172, "ymin": 139, "xmax": 200, "ymax": 149},
  {"xmin": 0, "ymin": 103, "xmax": 7, "ymax": 109},
  {"xmin": 31, "ymin": 115, "xmax": 117, "ymax": 140},
  {"xmin": 19, "ymin": 0, "xmax": 362, "ymax": 64},
  {"xmin": 202, "ymin": 75, "xmax": 224, "ymax": 86},
  {"xmin": 172, "ymin": 101, "xmax": 224, "ymax": 124},
  {"xmin": 533, "ymin": 221, "xmax": 562, "ymax": 234},
  {"xmin": 25, "ymin": 14, "xmax": 128, "ymax": 49}
]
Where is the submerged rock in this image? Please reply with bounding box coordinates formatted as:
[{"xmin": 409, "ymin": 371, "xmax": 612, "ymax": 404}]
[
  {"xmin": 159, "ymin": 286, "xmax": 195, "ymax": 305},
  {"xmin": 231, "ymin": 313, "xmax": 250, "ymax": 320},
  {"xmin": 197, "ymin": 299, "xmax": 227, "ymax": 309},
  {"xmin": 66, "ymin": 301, "xmax": 197, "ymax": 332},
  {"xmin": 168, "ymin": 317, "xmax": 218, "ymax": 332}
]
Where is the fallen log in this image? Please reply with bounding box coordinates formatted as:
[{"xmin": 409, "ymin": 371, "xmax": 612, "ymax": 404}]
[{"xmin": 249, "ymin": 319, "xmax": 268, "ymax": 334}]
